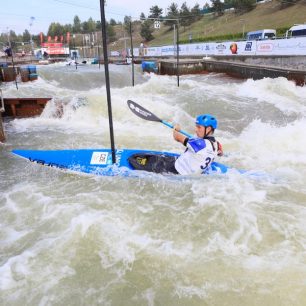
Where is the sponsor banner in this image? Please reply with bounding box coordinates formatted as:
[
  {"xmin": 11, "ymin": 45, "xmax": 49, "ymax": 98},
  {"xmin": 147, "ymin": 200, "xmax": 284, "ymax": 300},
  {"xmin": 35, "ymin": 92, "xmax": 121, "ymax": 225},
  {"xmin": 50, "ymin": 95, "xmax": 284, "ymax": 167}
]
[
  {"xmin": 257, "ymin": 38, "xmax": 306, "ymax": 55},
  {"xmin": 161, "ymin": 45, "xmax": 178, "ymax": 56},
  {"xmin": 41, "ymin": 43, "xmax": 63, "ymax": 48},
  {"xmin": 215, "ymin": 42, "xmax": 228, "ymax": 55},
  {"xmin": 256, "ymin": 41, "xmax": 274, "ymax": 53},
  {"xmin": 197, "ymin": 43, "xmax": 215, "ymax": 56},
  {"xmin": 145, "ymin": 47, "xmax": 162, "ymax": 57},
  {"xmin": 140, "ymin": 37, "xmax": 306, "ymax": 57},
  {"xmin": 110, "ymin": 51, "xmax": 120, "ymax": 57},
  {"xmin": 178, "ymin": 43, "xmax": 215, "ymax": 56},
  {"xmin": 47, "ymin": 47, "xmax": 69, "ymax": 55},
  {"xmin": 126, "ymin": 48, "xmax": 140, "ymax": 57},
  {"xmin": 133, "ymin": 48, "xmax": 139, "ymax": 57},
  {"xmin": 238, "ymin": 41, "xmax": 256, "ymax": 55},
  {"xmin": 214, "ymin": 41, "xmax": 256, "ymax": 55}
]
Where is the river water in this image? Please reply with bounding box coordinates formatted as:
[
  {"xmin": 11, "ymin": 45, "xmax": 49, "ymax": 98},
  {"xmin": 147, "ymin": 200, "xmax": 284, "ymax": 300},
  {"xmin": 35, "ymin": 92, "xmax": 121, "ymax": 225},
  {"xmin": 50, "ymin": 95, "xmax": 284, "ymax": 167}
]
[{"xmin": 1, "ymin": 63, "xmax": 306, "ymax": 305}]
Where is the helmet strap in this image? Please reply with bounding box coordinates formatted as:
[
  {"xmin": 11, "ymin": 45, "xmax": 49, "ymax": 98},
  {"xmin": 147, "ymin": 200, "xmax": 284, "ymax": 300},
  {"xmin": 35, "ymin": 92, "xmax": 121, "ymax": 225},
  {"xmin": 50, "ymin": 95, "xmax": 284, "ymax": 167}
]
[
  {"xmin": 203, "ymin": 126, "xmax": 207, "ymax": 139},
  {"xmin": 203, "ymin": 126, "xmax": 213, "ymax": 138}
]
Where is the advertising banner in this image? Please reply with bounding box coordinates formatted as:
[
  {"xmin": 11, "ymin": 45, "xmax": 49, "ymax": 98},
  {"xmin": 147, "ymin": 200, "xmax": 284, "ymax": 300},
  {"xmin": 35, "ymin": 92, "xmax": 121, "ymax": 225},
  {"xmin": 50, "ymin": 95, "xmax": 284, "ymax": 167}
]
[
  {"xmin": 256, "ymin": 38, "xmax": 306, "ymax": 55},
  {"xmin": 140, "ymin": 37, "xmax": 306, "ymax": 57},
  {"xmin": 41, "ymin": 43, "xmax": 63, "ymax": 48}
]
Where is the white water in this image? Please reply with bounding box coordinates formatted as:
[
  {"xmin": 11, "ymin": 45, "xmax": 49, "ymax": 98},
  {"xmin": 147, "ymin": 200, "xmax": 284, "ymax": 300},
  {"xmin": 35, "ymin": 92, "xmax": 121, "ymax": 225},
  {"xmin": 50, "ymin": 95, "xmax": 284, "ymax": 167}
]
[{"xmin": 1, "ymin": 64, "xmax": 306, "ymax": 305}]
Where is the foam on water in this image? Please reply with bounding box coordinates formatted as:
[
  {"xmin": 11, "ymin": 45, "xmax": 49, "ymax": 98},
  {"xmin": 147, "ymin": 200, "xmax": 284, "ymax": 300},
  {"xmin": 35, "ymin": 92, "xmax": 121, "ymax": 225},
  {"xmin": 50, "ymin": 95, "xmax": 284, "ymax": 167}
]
[
  {"xmin": 1, "ymin": 68, "xmax": 306, "ymax": 305},
  {"xmin": 237, "ymin": 78, "xmax": 306, "ymax": 115},
  {"xmin": 224, "ymin": 118, "xmax": 306, "ymax": 180}
]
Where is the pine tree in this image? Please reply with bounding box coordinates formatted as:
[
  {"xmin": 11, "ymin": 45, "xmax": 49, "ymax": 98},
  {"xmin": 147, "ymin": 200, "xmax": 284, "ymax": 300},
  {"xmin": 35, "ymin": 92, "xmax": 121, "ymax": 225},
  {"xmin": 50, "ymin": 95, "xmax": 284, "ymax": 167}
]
[{"xmin": 140, "ymin": 20, "xmax": 154, "ymax": 41}]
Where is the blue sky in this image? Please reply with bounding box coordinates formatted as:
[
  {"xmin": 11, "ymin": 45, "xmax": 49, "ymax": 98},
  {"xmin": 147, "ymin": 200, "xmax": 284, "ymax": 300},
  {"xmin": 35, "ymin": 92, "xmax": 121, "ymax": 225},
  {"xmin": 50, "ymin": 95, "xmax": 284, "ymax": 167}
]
[{"xmin": 0, "ymin": 0, "xmax": 207, "ymax": 35}]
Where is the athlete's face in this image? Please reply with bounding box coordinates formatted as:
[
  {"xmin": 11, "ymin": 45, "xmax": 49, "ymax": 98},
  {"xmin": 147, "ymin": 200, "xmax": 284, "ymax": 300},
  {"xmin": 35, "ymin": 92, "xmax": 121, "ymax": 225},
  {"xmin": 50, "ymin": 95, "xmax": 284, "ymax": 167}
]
[
  {"xmin": 195, "ymin": 125, "xmax": 211, "ymax": 138},
  {"xmin": 195, "ymin": 125, "xmax": 205, "ymax": 137}
]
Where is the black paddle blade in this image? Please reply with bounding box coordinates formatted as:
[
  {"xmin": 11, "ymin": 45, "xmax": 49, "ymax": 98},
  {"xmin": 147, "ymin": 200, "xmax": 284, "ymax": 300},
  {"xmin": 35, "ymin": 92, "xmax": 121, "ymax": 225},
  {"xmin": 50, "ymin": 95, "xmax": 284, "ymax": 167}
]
[{"xmin": 127, "ymin": 100, "xmax": 161, "ymax": 122}]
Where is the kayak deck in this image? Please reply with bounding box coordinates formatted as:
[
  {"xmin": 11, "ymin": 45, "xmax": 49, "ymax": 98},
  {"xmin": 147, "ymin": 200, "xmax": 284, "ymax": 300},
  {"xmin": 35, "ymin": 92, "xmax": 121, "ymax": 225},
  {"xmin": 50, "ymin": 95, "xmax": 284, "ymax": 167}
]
[{"xmin": 12, "ymin": 148, "xmax": 229, "ymax": 176}]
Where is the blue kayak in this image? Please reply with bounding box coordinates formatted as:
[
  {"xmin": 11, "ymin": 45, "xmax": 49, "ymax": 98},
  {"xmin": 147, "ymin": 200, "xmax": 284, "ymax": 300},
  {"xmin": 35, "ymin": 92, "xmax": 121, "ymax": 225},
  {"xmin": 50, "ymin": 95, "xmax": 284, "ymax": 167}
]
[{"xmin": 12, "ymin": 148, "xmax": 229, "ymax": 177}]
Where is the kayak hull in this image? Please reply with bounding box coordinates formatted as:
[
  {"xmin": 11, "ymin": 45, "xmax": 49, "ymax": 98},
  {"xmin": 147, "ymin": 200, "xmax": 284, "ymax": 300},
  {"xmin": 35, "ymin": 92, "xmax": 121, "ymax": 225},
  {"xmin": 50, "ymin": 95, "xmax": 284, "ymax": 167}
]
[{"xmin": 12, "ymin": 149, "xmax": 229, "ymax": 176}]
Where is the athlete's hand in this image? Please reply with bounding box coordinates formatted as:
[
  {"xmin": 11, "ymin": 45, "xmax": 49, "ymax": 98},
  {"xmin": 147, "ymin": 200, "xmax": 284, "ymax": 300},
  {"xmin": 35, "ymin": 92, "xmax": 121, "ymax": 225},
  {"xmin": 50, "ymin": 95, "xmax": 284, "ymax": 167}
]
[
  {"xmin": 173, "ymin": 124, "xmax": 186, "ymax": 144},
  {"xmin": 173, "ymin": 124, "xmax": 181, "ymax": 132}
]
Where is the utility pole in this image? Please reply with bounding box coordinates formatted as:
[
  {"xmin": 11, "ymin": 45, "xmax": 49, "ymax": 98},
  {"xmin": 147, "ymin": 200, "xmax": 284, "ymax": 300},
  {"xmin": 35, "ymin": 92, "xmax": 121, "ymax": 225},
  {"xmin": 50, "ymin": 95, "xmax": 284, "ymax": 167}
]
[
  {"xmin": 129, "ymin": 19, "xmax": 135, "ymax": 87},
  {"xmin": 29, "ymin": 17, "xmax": 35, "ymax": 55},
  {"xmin": 6, "ymin": 27, "xmax": 18, "ymax": 90},
  {"xmin": 99, "ymin": 0, "xmax": 116, "ymax": 164},
  {"xmin": 176, "ymin": 19, "xmax": 179, "ymax": 88},
  {"xmin": 141, "ymin": 17, "xmax": 180, "ymax": 87}
]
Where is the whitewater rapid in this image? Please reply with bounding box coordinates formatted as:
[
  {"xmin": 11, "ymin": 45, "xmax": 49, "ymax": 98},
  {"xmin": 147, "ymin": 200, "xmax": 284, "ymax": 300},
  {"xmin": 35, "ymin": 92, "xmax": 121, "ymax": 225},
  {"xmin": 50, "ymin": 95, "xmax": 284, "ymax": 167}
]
[{"xmin": 1, "ymin": 63, "xmax": 306, "ymax": 305}]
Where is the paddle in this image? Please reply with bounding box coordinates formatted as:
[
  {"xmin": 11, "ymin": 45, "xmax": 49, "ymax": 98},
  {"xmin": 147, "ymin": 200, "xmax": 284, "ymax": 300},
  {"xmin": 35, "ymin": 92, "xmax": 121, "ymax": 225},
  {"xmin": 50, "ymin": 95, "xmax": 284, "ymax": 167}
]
[{"xmin": 127, "ymin": 100, "xmax": 192, "ymax": 138}]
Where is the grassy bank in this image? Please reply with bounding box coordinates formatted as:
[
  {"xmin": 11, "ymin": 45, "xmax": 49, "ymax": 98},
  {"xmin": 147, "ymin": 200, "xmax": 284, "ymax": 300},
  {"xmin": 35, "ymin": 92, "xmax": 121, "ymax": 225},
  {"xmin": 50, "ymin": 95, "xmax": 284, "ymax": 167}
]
[{"xmin": 111, "ymin": 1, "xmax": 306, "ymax": 49}]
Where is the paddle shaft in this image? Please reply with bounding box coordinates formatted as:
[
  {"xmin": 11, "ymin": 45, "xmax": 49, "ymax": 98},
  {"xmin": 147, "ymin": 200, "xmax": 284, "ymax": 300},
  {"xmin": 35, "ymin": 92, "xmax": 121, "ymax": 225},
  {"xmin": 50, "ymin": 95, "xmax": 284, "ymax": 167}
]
[
  {"xmin": 161, "ymin": 120, "xmax": 192, "ymax": 138},
  {"xmin": 127, "ymin": 100, "xmax": 193, "ymax": 138}
]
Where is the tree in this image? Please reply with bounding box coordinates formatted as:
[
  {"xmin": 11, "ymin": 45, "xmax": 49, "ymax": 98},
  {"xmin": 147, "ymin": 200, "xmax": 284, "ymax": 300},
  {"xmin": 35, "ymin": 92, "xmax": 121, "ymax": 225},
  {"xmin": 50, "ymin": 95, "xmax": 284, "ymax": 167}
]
[
  {"xmin": 140, "ymin": 20, "xmax": 154, "ymax": 41},
  {"xmin": 32, "ymin": 34, "xmax": 40, "ymax": 47},
  {"xmin": 96, "ymin": 20, "xmax": 102, "ymax": 30},
  {"xmin": 87, "ymin": 17, "xmax": 96, "ymax": 33},
  {"xmin": 63, "ymin": 24, "xmax": 73, "ymax": 33},
  {"xmin": 106, "ymin": 22, "xmax": 116, "ymax": 42},
  {"xmin": 224, "ymin": 0, "xmax": 233, "ymax": 6},
  {"xmin": 124, "ymin": 15, "xmax": 131, "ymax": 34},
  {"xmin": 73, "ymin": 15, "xmax": 81, "ymax": 33},
  {"xmin": 140, "ymin": 12, "xmax": 146, "ymax": 20},
  {"xmin": 211, "ymin": 0, "xmax": 225, "ymax": 16},
  {"xmin": 277, "ymin": 0, "xmax": 298, "ymax": 8},
  {"xmin": 82, "ymin": 21, "xmax": 89, "ymax": 33},
  {"xmin": 81, "ymin": 17, "xmax": 97, "ymax": 33},
  {"xmin": 164, "ymin": 3, "xmax": 179, "ymax": 27},
  {"xmin": 180, "ymin": 2, "xmax": 192, "ymax": 29},
  {"xmin": 191, "ymin": 3, "xmax": 202, "ymax": 23},
  {"xmin": 48, "ymin": 22, "xmax": 65, "ymax": 37},
  {"xmin": 202, "ymin": 2, "xmax": 211, "ymax": 14},
  {"xmin": 9, "ymin": 30, "xmax": 18, "ymax": 42},
  {"xmin": 149, "ymin": 5, "xmax": 163, "ymax": 18},
  {"xmin": 109, "ymin": 18, "xmax": 117, "ymax": 26},
  {"xmin": 203, "ymin": 2, "xmax": 211, "ymax": 9},
  {"xmin": 22, "ymin": 29, "xmax": 31, "ymax": 42},
  {"xmin": 231, "ymin": 0, "xmax": 256, "ymax": 13}
]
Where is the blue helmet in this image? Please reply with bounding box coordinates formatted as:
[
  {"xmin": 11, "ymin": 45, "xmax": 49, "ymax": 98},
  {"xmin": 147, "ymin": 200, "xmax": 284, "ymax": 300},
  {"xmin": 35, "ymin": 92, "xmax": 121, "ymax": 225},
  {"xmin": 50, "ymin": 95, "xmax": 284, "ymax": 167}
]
[{"xmin": 195, "ymin": 114, "xmax": 218, "ymax": 129}]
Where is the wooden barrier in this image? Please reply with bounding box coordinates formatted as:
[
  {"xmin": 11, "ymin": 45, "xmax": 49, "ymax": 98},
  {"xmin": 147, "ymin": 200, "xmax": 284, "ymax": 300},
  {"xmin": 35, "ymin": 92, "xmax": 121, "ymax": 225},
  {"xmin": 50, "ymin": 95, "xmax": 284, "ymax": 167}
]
[
  {"xmin": 1, "ymin": 67, "xmax": 19, "ymax": 82},
  {"xmin": 0, "ymin": 65, "xmax": 38, "ymax": 82},
  {"xmin": 2, "ymin": 98, "xmax": 52, "ymax": 118}
]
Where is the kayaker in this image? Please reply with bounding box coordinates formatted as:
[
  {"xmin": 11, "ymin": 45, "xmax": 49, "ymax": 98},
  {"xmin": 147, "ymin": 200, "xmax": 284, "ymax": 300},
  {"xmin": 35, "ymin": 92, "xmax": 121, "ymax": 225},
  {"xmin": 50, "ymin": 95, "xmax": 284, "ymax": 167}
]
[
  {"xmin": 129, "ymin": 113, "xmax": 223, "ymax": 175},
  {"xmin": 172, "ymin": 114, "xmax": 223, "ymax": 175}
]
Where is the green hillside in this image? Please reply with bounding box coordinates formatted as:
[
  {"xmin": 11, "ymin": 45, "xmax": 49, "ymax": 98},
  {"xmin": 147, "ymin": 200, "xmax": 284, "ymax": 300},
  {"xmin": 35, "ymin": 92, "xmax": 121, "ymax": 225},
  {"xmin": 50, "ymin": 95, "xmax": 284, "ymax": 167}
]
[{"xmin": 111, "ymin": 1, "xmax": 306, "ymax": 50}]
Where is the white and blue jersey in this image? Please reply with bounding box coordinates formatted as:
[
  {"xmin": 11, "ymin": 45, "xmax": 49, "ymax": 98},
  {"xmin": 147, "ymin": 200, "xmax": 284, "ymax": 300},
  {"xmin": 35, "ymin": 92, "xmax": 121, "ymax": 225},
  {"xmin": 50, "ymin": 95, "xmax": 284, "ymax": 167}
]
[{"xmin": 175, "ymin": 137, "xmax": 218, "ymax": 175}]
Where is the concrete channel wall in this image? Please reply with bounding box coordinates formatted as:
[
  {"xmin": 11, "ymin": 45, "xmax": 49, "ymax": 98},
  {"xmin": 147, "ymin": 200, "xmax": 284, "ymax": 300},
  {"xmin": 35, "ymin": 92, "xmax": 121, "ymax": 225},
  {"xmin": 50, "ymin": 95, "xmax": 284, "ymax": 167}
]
[
  {"xmin": 214, "ymin": 55, "xmax": 306, "ymax": 71},
  {"xmin": 157, "ymin": 56, "xmax": 306, "ymax": 85}
]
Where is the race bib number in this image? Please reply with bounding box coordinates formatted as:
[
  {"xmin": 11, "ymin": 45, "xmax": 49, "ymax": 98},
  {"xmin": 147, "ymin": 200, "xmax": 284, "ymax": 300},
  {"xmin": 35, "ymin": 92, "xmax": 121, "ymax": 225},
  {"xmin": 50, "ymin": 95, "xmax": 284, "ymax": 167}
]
[{"xmin": 90, "ymin": 152, "xmax": 109, "ymax": 165}]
